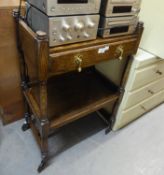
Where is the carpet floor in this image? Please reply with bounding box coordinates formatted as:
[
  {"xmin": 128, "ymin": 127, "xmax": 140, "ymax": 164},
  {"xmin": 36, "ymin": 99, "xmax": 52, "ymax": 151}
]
[{"xmin": 0, "ymin": 104, "xmax": 164, "ymax": 175}]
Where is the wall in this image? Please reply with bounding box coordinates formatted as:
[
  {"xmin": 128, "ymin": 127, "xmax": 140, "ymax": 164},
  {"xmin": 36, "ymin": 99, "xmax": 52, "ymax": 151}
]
[{"xmin": 139, "ymin": 0, "xmax": 164, "ymax": 59}]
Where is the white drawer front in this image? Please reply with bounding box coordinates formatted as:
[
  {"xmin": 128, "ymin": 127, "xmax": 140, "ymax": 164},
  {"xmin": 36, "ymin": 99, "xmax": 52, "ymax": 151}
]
[
  {"xmin": 124, "ymin": 77, "xmax": 164, "ymax": 109},
  {"xmin": 143, "ymin": 91, "xmax": 164, "ymax": 110},
  {"xmin": 113, "ymin": 90, "xmax": 164, "ymax": 131},
  {"xmin": 130, "ymin": 61, "xmax": 164, "ymax": 91}
]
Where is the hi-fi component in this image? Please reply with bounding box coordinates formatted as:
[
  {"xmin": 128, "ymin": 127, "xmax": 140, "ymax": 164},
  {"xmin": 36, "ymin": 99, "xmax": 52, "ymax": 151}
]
[
  {"xmin": 100, "ymin": 0, "xmax": 141, "ymax": 17},
  {"xmin": 27, "ymin": 5, "xmax": 100, "ymax": 46},
  {"xmin": 98, "ymin": 16, "xmax": 138, "ymax": 38},
  {"xmin": 27, "ymin": 0, "xmax": 101, "ymax": 16}
]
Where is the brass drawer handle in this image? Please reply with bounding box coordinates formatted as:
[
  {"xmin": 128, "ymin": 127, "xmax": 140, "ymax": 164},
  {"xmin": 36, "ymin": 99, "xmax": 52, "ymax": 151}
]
[
  {"xmin": 74, "ymin": 54, "xmax": 83, "ymax": 72},
  {"xmin": 156, "ymin": 70, "xmax": 163, "ymax": 75},
  {"xmin": 115, "ymin": 45, "xmax": 124, "ymax": 60},
  {"xmin": 148, "ymin": 90, "xmax": 154, "ymax": 95}
]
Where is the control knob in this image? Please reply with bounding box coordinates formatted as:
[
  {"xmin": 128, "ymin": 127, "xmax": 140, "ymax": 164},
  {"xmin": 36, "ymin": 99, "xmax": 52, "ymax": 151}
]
[
  {"xmin": 59, "ymin": 35, "xmax": 65, "ymax": 42},
  {"xmin": 83, "ymin": 32, "xmax": 90, "ymax": 38},
  {"xmin": 75, "ymin": 22, "xmax": 85, "ymax": 31},
  {"xmin": 132, "ymin": 8, "xmax": 140, "ymax": 13},
  {"xmin": 63, "ymin": 23, "xmax": 71, "ymax": 32},
  {"xmin": 87, "ymin": 21, "xmax": 95, "ymax": 28},
  {"xmin": 66, "ymin": 35, "xmax": 73, "ymax": 41}
]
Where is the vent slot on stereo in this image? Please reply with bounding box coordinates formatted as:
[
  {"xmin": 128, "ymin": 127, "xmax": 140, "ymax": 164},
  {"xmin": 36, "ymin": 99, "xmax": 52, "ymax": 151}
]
[
  {"xmin": 113, "ymin": 6, "xmax": 132, "ymax": 13},
  {"xmin": 110, "ymin": 26, "xmax": 129, "ymax": 34}
]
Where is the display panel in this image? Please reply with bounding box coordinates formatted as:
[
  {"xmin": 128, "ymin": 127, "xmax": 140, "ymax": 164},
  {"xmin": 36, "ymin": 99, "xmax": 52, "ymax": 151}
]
[
  {"xmin": 113, "ymin": 6, "xmax": 132, "ymax": 13},
  {"xmin": 58, "ymin": 0, "xmax": 88, "ymax": 3},
  {"xmin": 110, "ymin": 26, "xmax": 129, "ymax": 34}
]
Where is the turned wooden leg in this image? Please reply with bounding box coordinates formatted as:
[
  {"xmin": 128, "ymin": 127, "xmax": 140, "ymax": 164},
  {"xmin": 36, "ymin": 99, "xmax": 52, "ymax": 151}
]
[
  {"xmin": 38, "ymin": 119, "xmax": 49, "ymax": 173},
  {"xmin": 22, "ymin": 100, "xmax": 31, "ymax": 131},
  {"xmin": 105, "ymin": 125, "xmax": 112, "ymax": 135},
  {"xmin": 96, "ymin": 109, "xmax": 112, "ymax": 135}
]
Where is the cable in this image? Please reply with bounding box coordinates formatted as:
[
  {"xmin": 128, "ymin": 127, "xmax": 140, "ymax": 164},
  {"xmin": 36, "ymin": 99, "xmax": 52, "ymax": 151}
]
[
  {"xmin": 16, "ymin": 0, "xmax": 29, "ymax": 88},
  {"xmin": 18, "ymin": 0, "xmax": 22, "ymax": 15},
  {"xmin": 25, "ymin": 5, "xmax": 32, "ymax": 26}
]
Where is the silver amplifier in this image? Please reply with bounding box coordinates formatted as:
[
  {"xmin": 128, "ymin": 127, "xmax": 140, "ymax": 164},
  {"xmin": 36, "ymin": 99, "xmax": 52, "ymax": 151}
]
[
  {"xmin": 100, "ymin": 0, "xmax": 141, "ymax": 17},
  {"xmin": 98, "ymin": 16, "xmax": 138, "ymax": 38},
  {"xmin": 27, "ymin": 6, "xmax": 100, "ymax": 47},
  {"xmin": 27, "ymin": 0, "xmax": 101, "ymax": 16}
]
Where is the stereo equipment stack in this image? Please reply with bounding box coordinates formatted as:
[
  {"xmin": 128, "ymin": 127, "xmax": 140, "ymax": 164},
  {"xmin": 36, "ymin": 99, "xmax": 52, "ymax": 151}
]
[
  {"xmin": 26, "ymin": 0, "xmax": 101, "ymax": 46},
  {"xmin": 26, "ymin": 0, "xmax": 142, "ymax": 46},
  {"xmin": 98, "ymin": 0, "xmax": 141, "ymax": 38}
]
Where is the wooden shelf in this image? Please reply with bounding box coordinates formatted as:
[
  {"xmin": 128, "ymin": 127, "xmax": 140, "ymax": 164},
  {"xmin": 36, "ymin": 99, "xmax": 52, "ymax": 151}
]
[
  {"xmin": 47, "ymin": 68, "xmax": 119, "ymax": 129},
  {"xmin": 24, "ymin": 68, "xmax": 119, "ymax": 129}
]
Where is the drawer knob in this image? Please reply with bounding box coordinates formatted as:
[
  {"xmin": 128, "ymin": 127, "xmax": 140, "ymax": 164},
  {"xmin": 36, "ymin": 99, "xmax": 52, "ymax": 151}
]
[
  {"xmin": 74, "ymin": 55, "xmax": 83, "ymax": 73},
  {"xmin": 115, "ymin": 45, "xmax": 124, "ymax": 60},
  {"xmin": 156, "ymin": 70, "xmax": 163, "ymax": 75},
  {"xmin": 148, "ymin": 90, "xmax": 154, "ymax": 95},
  {"xmin": 141, "ymin": 105, "xmax": 147, "ymax": 111}
]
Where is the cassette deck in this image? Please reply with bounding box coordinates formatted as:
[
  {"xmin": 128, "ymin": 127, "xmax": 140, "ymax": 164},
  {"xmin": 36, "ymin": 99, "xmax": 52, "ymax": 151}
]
[
  {"xmin": 100, "ymin": 0, "xmax": 141, "ymax": 17},
  {"xmin": 98, "ymin": 16, "xmax": 138, "ymax": 38}
]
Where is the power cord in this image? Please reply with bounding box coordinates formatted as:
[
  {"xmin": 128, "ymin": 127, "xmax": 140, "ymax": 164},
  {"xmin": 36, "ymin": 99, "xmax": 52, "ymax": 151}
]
[{"xmin": 15, "ymin": 0, "xmax": 29, "ymax": 89}]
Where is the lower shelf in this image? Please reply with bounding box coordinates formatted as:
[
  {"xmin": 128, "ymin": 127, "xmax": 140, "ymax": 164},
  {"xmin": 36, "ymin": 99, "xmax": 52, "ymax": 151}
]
[
  {"xmin": 47, "ymin": 68, "xmax": 119, "ymax": 129},
  {"xmin": 25, "ymin": 68, "xmax": 119, "ymax": 130}
]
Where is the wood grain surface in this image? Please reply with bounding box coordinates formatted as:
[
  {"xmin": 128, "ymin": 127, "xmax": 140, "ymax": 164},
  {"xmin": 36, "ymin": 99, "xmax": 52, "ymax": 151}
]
[{"xmin": 0, "ymin": 1, "xmax": 25, "ymax": 124}]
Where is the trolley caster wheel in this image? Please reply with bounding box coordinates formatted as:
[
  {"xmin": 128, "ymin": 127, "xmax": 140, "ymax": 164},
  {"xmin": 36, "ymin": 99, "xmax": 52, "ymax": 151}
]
[
  {"xmin": 21, "ymin": 123, "xmax": 30, "ymax": 132},
  {"xmin": 37, "ymin": 159, "xmax": 47, "ymax": 173},
  {"xmin": 105, "ymin": 126, "xmax": 111, "ymax": 135}
]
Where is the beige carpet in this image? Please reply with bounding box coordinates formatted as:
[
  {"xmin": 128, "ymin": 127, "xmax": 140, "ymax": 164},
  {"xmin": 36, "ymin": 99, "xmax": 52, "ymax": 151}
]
[{"xmin": 0, "ymin": 104, "xmax": 164, "ymax": 175}]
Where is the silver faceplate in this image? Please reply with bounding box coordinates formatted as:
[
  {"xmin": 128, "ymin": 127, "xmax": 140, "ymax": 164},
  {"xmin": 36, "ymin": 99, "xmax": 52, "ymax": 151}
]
[
  {"xmin": 98, "ymin": 16, "xmax": 138, "ymax": 38},
  {"xmin": 27, "ymin": 5, "xmax": 100, "ymax": 46},
  {"xmin": 100, "ymin": 0, "xmax": 141, "ymax": 17},
  {"xmin": 27, "ymin": 0, "xmax": 101, "ymax": 16}
]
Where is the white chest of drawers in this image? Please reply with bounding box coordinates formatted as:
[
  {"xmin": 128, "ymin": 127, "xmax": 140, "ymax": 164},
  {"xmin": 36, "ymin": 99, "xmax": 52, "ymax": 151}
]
[
  {"xmin": 113, "ymin": 49, "xmax": 164, "ymax": 130},
  {"xmin": 96, "ymin": 49, "xmax": 164, "ymax": 131}
]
